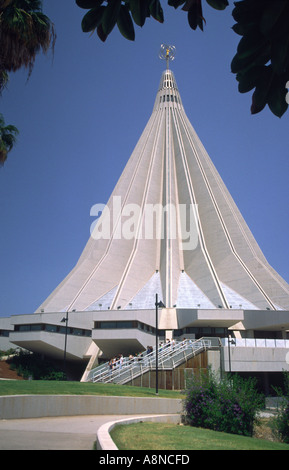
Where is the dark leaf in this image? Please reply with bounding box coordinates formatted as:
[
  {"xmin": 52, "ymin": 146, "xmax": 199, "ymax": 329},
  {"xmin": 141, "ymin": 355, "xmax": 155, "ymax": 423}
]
[
  {"xmin": 188, "ymin": 8, "xmax": 204, "ymax": 31},
  {"xmin": 237, "ymin": 65, "xmax": 265, "ymax": 93},
  {"xmin": 129, "ymin": 0, "xmax": 149, "ymax": 27},
  {"xmin": 81, "ymin": 7, "xmax": 105, "ymax": 32},
  {"xmin": 251, "ymin": 65, "xmax": 273, "ymax": 114},
  {"xmin": 271, "ymin": 35, "xmax": 289, "ymax": 75},
  {"xmin": 267, "ymin": 74, "xmax": 289, "ymax": 117},
  {"xmin": 168, "ymin": 0, "xmax": 186, "ymax": 8},
  {"xmin": 259, "ymin": 0, "xmax": 287, "ymax": 36},
  {"xmin": 232, "ymin": 22, "xmax": 254, "ymax": 37},
  {"xmin": 97, "ymin": 23, "xmax": 108, "ymax": 41},
  {"xmin": 205, "ymin": 0, "xmax": 228, "ymax": 11},
  {"xmin": 251, "ymin": 91, "xmax": 265, "ymax": 115},
  {"xmin": 117, "ymin": 4, "xmax": 135, "ymax": 40},
  {"xmin": 231, "ymin": 43, "xmax": 271, "ymax": 74},
  {"xmin": 232, "ymin": 0, "xmax": 262, "ymax": 25},
  {"xmin": 76, "ymin": 0, "xmax": 103, "ymax": 10},
  {"xmin": 149, "ymin": 0, "xmax": 164, "ymax": 23},
  {"xmin": 102, "ymin": 0, "xmax": 122, "ymax": 36},
  {"xmin": 237, "ymin": 30, "xmax": 266, "ymax": 60},
  {"xmin": 183, "ymin": 0, "xmax": 205, "ymax": 31},
  {"xmin": 182, "ymin": 0, "xmax": 197, "ymax": 12}
]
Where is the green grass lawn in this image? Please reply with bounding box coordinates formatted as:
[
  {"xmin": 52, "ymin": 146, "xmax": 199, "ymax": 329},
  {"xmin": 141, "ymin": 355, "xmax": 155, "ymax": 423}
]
[
  {"xmin": 1, "ymin": 379, "xmax": 288, "ymax": 450},
  {"xmin": 110, "ymin": 421, "xmax": 289, "ymax": 451},
  {"xmin": 0, "ymin": 379, "xmax": 184, "ymax": 399}
]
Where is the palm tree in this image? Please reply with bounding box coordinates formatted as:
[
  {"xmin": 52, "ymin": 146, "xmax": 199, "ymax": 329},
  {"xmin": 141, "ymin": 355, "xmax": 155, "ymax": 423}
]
[
  {"xmin": 0, "ymin": 69, "xmax": 9, "ymax": 94},
  {"xmin": 0, "ymin": 0, "xmax": 56, "ymax": 91},
  {"xmin": 0, "ymin": 113, "xmax": 19, "ymax": 165}
]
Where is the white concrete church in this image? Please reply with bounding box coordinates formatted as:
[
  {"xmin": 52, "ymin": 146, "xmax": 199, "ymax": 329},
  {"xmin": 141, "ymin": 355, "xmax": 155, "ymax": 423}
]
[{"xmin": 1, "ymin": 46, "xmax": 289, "ymax": 390}]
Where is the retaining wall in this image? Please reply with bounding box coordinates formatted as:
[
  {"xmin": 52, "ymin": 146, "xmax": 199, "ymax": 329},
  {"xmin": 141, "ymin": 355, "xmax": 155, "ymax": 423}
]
[{"xmin": 0, "ymin": 395, "xmax": 182, "ymax": 420}]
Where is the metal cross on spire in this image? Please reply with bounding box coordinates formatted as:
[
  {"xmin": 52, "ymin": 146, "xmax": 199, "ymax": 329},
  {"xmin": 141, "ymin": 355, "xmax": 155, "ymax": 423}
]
[{"xmin": 159, "ymin": 44, "xmax": 176, "ymax": 70}]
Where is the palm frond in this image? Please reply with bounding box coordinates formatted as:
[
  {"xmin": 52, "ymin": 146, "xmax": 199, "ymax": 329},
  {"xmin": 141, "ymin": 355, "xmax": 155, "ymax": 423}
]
[
  {"xmin": 0, "ymin": 0, "xmax": 56, "ymax": 74},
  {"xmin": 0, "ymin": 113, "xmax": 19, "ymax": 165},
  {"xmin": 0, "ymin": 70, "xmax": 9, "ymax": 93}
]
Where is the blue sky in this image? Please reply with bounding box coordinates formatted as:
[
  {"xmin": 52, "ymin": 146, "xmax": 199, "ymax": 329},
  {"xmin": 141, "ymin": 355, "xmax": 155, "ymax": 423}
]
[{"xmin": 0, "ymin": 1, "xmax": 288, "ymax": 317}]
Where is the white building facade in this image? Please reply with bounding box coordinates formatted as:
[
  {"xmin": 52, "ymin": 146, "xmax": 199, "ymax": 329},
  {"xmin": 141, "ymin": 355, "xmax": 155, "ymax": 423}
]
[{"xmin": 1, "ymin": 57, "xmax": 288, "ymax": 388}]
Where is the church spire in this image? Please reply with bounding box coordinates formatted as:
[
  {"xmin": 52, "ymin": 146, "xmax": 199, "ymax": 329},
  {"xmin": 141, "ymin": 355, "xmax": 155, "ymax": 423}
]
[
  {"xmin": 159, "ymin": 44, "xmax": 176, "ymax": 70},
  {"xmin": 36, "ymin": 49, "xmax": 289, "ymax": 315}
]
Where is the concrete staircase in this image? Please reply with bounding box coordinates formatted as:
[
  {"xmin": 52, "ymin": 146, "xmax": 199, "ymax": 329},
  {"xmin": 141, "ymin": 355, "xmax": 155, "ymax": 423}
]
[{"xmin": 85, "ymin": 337, "xmax": 219, "ymax": 385}]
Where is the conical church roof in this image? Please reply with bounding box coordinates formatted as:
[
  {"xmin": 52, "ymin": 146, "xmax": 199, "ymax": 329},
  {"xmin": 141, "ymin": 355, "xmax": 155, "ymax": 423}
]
[{"xmin": 37, "ymin": 58, "xmax": 289, "ymax": 315}]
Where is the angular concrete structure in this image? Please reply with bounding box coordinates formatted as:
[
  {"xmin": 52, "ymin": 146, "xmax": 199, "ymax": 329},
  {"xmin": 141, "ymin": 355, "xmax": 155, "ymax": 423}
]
[
  {"xmin": 1, "ymin": 52, "xmax": 288, "ymax": 386},
  {"xmin": 36, "ymin": 66, "xmax": 289, "ymax": 316}
]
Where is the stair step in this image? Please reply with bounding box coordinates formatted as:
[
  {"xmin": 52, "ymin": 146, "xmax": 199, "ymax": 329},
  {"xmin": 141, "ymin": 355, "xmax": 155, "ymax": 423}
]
[{"xmin": 87, "ymin": 337, "xmax": 218, "ymax": 385}]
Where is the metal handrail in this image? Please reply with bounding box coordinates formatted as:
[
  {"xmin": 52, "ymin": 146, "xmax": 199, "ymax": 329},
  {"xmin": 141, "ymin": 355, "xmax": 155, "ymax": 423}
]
[
  {"xmin": 115, "ymin": 338, "xmax": 212, "ymax": 385},
  {"xmin": 85, "ymin": 361, "xmax": 110, "ymax": 383},
  {"xmin": 89, "ymin": 337, "xmax": 216, "ymax": 384}
]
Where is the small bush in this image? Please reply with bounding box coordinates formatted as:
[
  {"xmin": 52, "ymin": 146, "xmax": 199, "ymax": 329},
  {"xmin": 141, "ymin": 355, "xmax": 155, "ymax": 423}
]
[
  {"xmin": 271, "ymin": 372, "xmax": 289, "ymax": 443},
  {"xmin": 8, "ymin": 350, "xmax": 66, "ymax": 381},
  {"xmin": 183, "ymin": 369, "xmax": 264, "ymax": 437},
  {"xmin": 0, "ymin": 348, "xmax": 17, "ymax": 359}
]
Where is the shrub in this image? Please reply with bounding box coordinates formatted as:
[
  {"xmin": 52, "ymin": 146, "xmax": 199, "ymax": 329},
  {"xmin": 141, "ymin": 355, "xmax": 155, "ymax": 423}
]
[
  {"xmin": 183, "ymin": 369, "xmax": 218, "ymax": 430},
  {"xmin": 271, "ymin": 372, "xmax": 289, "ymax": 443},
  {"xmin": 8, "ymin": 350, "xmax": 66, "ymax": 381},
  {"xmin": 183, "ymin": 369, "xmax": 264, "ymax": 437},
  {"xmin": 0, "ymin": 348, "xmax": 17, "ymax": 359}
]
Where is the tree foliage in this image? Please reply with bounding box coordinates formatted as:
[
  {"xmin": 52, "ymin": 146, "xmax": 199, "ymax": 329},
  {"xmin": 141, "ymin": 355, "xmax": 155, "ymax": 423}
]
[
  {"xmin": 0, "ymin": 0, "xmax": 56, "ymax": 90},
  {"xmin": 0, "ymin": 112, "xmax": 19, "ymax": 166},
  {"xmin": 0, "ymin": 0, "xmax": 56, "ymax": 166},
  {"xmin": 232, "ymin": 0, "xmax": 289, "ymax": 117},
  {"xmin": 76, "ymin": 0, "xmax": 289, "ymax": 117}
]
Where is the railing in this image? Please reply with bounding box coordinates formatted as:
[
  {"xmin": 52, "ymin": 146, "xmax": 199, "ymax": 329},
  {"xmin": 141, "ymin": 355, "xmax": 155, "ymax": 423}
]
[
  {"xmin": 86, "ymin": 337, "xmax": 218, "ymax": 385},
  {"xmin": 222, "ymin": 338, "xmax": 289, "ymax": 348}
]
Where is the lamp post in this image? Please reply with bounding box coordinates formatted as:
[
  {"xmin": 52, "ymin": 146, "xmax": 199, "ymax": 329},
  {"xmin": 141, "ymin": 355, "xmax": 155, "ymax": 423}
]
[
  {"xmin": 227, "ymin": 333, "xmax": 236, "ymax": 374},
  {"xmin": 60, "ymin": 311, "xmax": 69, "ymax": 379},
  {"xmin": 155, "ymin": 294, "xmax": 165, "ymax": 395}
]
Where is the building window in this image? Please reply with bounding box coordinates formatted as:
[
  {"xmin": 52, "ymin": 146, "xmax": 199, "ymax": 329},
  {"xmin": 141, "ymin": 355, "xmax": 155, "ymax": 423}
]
[
  {"xmin": 173, "ymin": 327, "xmax": 227, "ymax": 338},
  {"xmin": 0, "ymin": 330, "xmax": 10, "ymax": 337},
  {"xmin": 94, "ymin": 321, "xmax": 138, "ymax": 329},
  {"xmin": 30, "ymin": 324, "xmax": 42, "ymax": 331},
  {"xmin": 17, "ymin": 325, "xmax": 31, "ymax": 332},
  {"xmin": 45, "ymin": 324, "xmax": 57, "ymax": 333},
  {"xmin": 72, "ymin": 328, "xmax": 83, "ymax": 336},
  {"xmin": 93, "ymin": 320, "xmax": 166, "ymax": 338},
  {"xmin": 14, "ymin": 323, "xmax": 91, "ymax": 337}
]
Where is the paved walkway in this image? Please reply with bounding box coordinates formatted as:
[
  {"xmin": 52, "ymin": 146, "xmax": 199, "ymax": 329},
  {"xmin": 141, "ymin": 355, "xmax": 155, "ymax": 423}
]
[
  {"xmin": 0, "ymin": 414, "xmax": 142, "ymax": 450},
  {"xmin": 0, "ymin": 409, "xmax": 276, "ymax": 450}
]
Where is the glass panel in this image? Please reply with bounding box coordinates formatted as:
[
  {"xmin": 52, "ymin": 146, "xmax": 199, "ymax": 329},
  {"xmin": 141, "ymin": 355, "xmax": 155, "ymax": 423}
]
[
  {"xmin": 0, "ymin": 330, "xmax": 10, "ymax": 337},
  {"xmin": 72, "ymin": 328, "xmax": 82, "ymax": 336},
  {"xmin": 19, "ymin": 325, "xmax": 30, "ymax": 332},
  {"xmin": 30, "ymin": 324, "xmax": 42, "ymax": 331},
  {"xmin": 45, "ymin": 324, "xmax": 57, "ymax": 332}
]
